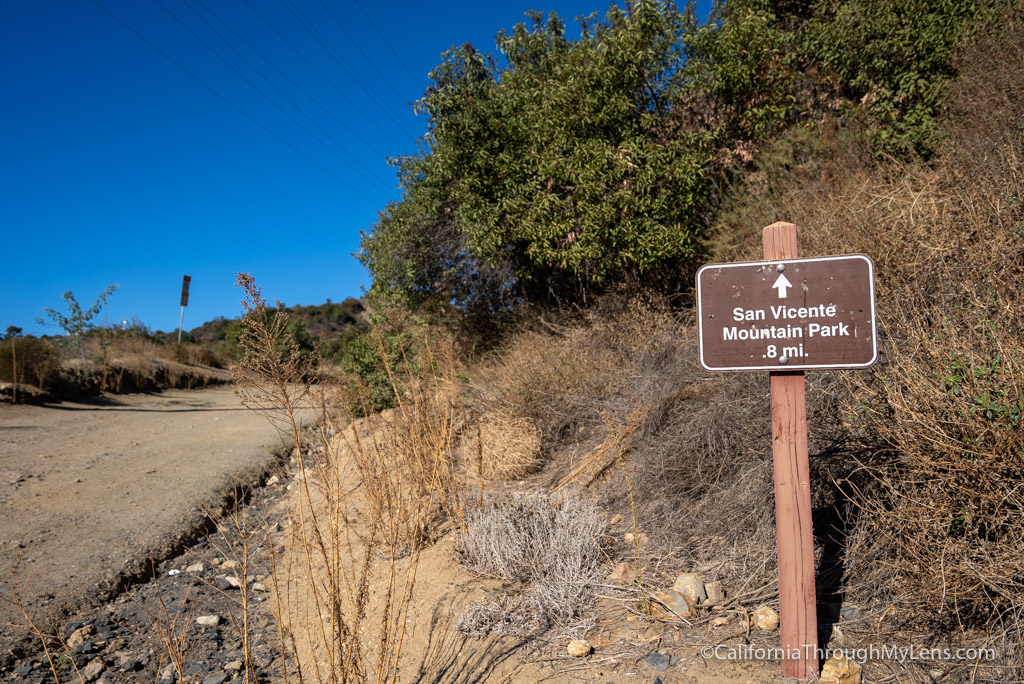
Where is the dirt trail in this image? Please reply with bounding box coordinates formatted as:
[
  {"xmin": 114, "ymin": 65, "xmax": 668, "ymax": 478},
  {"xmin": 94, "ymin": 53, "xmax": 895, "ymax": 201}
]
[{"xmin": 0, "ymin": 387, "xmax": 295, "ymax": 660}]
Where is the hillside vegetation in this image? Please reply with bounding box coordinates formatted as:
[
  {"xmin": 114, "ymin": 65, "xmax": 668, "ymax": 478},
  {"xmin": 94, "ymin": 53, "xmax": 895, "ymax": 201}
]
[
  {"xmin": 0, "ymin": 298, "xmax": 369, "ymax": 402},
  {"xmin": 360, "ymin": 0, "xmax": 1004, "ymax": 317},
  {"xmin": 344, "ymin": 0, "xmax": 1024, "ymax": 681}
]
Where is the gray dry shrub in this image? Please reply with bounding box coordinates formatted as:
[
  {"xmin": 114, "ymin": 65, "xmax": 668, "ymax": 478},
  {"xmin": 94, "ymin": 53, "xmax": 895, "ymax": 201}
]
[{"xmin": 455, "ymin": 492, "xmax": 606, "ymax": 636}]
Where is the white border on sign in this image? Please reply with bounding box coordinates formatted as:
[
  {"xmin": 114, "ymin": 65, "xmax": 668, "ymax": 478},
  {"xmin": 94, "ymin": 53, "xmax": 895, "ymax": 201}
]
[{"xmin": 696, "ymin": 254, "xmax": 877, "ymax": 372}]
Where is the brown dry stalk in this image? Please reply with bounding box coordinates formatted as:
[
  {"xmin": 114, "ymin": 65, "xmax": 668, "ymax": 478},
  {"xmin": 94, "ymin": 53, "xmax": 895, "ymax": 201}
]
[{"xmin": 234, "ymin": 277, "xmax": 473, "ymax": 683}]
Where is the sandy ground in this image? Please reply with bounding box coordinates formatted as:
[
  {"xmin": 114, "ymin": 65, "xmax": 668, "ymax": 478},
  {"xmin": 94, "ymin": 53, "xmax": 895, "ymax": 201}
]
[
  {"xmin": 274, "ymin": 413, "xmax": 787, "ymax": 684},
  {"xmin": 0, "ymin": 387, "xmax": 296, "ymax": 662}
]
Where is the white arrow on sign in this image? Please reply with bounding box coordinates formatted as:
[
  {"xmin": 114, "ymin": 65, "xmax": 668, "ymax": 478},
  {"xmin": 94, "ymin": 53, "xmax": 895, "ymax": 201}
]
[{"xmin": 772, "ymin": 272, "xmax": 793, "ymax": 299}]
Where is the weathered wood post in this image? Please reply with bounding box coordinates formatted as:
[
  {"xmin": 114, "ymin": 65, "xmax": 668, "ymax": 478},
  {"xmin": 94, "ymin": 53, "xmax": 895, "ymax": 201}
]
[
  {"xmin": 696, "ymin": 221, "xmax": 877, "ymax": 682},
  {"xmin": 763, "ymin": 221, "xmax": 818, "ymax": 680}
]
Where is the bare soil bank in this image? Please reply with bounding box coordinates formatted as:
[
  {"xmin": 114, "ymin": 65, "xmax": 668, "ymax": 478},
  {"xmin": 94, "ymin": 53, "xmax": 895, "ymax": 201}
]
[{"xmin": 0, "ymin": 387, "xmax": 293, "ymax": 665}]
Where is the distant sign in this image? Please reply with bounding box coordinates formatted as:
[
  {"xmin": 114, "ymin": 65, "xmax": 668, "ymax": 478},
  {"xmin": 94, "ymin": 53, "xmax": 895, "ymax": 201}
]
[
  {"xmin": 180, "ymin": 275, "xmax": 192, "ymax": 307},
  {"xmin": 696, "ymin": 255, "xmax": 877, "ymax": 371}
]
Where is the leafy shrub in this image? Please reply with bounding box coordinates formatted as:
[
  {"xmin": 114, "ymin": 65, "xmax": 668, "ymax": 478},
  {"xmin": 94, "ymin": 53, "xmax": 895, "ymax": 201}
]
[
  {"xmin": 36, "ymin": 285, "xmax": 118, "ymax": 360},
  {"xmin": 333, "ymin": 311, "xmax": 422, "ymax": 416},
  {"xmin": 806, "ymin": 0, "xmax": 999, "ymax": 157},
  {"xmin": 678, "ymin": 0, "xmax": 807, "ymax": 147},
  {"xmin": 363, "ymin": 0, "xmax": 1002, "ymax": 318}
]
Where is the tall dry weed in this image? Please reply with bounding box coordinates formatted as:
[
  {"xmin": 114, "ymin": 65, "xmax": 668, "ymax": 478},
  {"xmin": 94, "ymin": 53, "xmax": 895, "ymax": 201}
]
[{"xmin": 233, "ymin": 276, "xmax": 471, "ymax": 683}]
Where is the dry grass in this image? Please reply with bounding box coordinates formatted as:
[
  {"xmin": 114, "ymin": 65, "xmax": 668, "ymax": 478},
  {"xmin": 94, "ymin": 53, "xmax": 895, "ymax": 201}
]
[
  {"xmin": 460, "ymin": 408, "xmax": 542, "ymax": 482},
  {"xmin": 1, "ymin": 330, "xmax": 231, "ymax": 400},
  {"xmin": 455, "ymin": 492, "xmax": 606, "ymax": 638},
  {"xmin": 442, "ymin": 13, "xmax": 1024, "ymax": 680},
  {"xmin": 457, "ymin": 292, "xmax": 835, "ymax": 622},
  {"xmin": 233, "ymin": 276, "xmax": 473, "ymax": 683},
  {"xmin": 705, "ymin": 12, "xmax": 1024, "ymax": 679}
]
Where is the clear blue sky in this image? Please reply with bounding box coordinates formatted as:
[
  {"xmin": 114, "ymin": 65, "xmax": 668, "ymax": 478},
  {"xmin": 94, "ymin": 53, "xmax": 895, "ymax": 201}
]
[{"xmin": 2, "ymin": 0, "xmax": 709, "ymax": 336}]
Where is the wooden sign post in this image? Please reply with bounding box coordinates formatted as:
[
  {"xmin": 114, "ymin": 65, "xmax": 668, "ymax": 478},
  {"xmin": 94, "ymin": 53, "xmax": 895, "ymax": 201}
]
[
  {"xmin": 763, "ymin": 222, "xmax": 818, "ymax": 681},
  {"xmin": 695, "ymin": 222, "xmax": 878, "ymax": 681}
]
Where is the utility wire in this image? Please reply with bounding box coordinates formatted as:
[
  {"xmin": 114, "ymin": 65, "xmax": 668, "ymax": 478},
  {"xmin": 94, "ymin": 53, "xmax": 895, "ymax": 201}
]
[
  {"xmin": 315, "ymin": 0, "xmax": 417, "ymax": 117},
  {"xmin": 240, "ymin": 0, "xmax": 411, "ymax": 152},
  {"xmin": 350, "ymin": 0, "xmax": 426, "ymax": 92},
  {"xmin": 152, "ymin": 0, "xmax": 393, "ymax": 197},
  {"xmin": 277, "ymin": 0, "xmax": 421, "ymax": 141},
  {"xmin": 179, "ymin": 0, "xmax": 393, "ymax": 194},
  {"xmin": 87, "ymin": 0, "xmax": 386, "ymax": 202},
  {"xmin": 191, "ymin": 0, "xmax": 393, "ymax": 162},
  {"xmin": 280, "ymin": 0, "xmax": 418, "ymax": 139}
]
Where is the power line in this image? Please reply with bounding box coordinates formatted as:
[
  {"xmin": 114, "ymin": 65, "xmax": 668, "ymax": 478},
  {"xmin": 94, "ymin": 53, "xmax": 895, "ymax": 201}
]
[
  {"xmin": 276, "ymin": 0, "xmax": 421, "ymax": 141},
  {"xmin": 153, "ymin": 0, "xmax": 394, "ymax": 196},
  {"xmin": 190, "ymin": 0, "xmax": 394, "ymax": 162},
  {"xmin": 177, "ymin": 0, "xmax": 394, "ymax": 194},
  {"xmin": 350, "ymin": 0, "xmax": 426, "ymax": 92},
  {"xmin": 314, "ymin": 0, "xmax": 417, "ymax": 119},
  {"xmin": 240, "ymin": 0, "xmax": 412, "ymax": 152},
  {"xmin": 87, "ymin": 0, "xmax": 386, "ymax": 202}
]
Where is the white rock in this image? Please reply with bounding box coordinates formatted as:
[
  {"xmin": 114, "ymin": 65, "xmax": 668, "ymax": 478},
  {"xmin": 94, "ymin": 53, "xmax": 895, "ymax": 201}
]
[
  {"xmin": 623, "ymin": 532, "xmax": 649, "ymax": 546},
  {"xmin": 606, "ymin": 561, "xmax": 635, "ymax": 582},
  {"xmin": 81, "ymin": 658, "xmax": 105, "ymax": 682},
  {"xmin": 650, "ymin": 589, "xmax": 694, "ymax": 620},
  {"xmin": 819, "ymin": 652, "xmax": 862, "ymax": 684},
  {"xmin": 196, "ymin": 614, "xmax": 221, "ymax": 627},
  {"xmin": 753, "ymin": 605, "xmax": 779, "ymax": 631},
  {"xmin": 566, "ymin": 639, "xmax": 592, "ymax": 657},
  {"xmin": 67, "ymin": 625, "xmax": 94, "ymax": 649},
  {"xmin": 217, "ymin": 575, "xmax": 242, "ymax": 590}
]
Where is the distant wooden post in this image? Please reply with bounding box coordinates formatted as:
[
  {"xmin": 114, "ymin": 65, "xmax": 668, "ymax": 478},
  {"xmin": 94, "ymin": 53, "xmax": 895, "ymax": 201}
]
[{"xmin": 763, "ymin": 222, "xmax": 818, "ymax": 680}]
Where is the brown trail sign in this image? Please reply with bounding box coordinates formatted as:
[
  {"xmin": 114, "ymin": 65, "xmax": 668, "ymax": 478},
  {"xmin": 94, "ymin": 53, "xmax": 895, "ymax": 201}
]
[
  {"xmin": 696, "ymin": 222, "xmax": 878, "ymax": 681},
  {"xmin": 697, "ymin": 254, "xmax": 876, "ymax": 371}
]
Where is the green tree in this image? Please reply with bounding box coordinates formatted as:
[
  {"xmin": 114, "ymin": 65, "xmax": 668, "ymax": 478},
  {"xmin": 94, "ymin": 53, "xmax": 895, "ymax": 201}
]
[
  {"xmin": 37, "ymin": 285, "xmax": 119, "ymax": 359},
  {"xmin": 361, "ymin": 0, "xmax": 1002, "ymax": 318},
  {"xmin": 361, "ymin": 1, "xmax": 716, "ymax": 310}
]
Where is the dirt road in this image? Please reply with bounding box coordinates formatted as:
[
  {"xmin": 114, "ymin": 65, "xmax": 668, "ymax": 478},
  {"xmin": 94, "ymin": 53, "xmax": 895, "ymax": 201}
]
[{"xmin": 0, "ymin": 388, "xmax": 295, "ymax": 660}]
